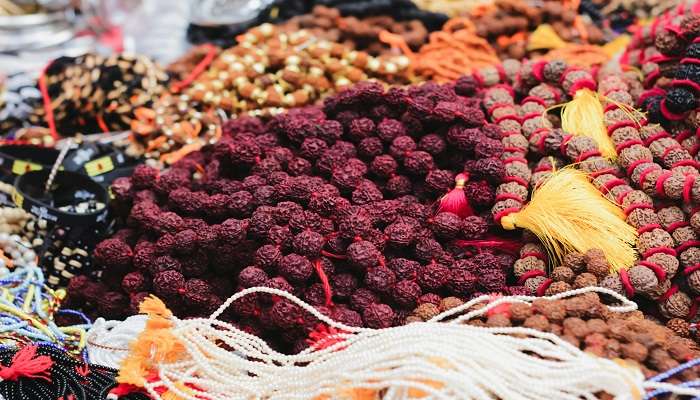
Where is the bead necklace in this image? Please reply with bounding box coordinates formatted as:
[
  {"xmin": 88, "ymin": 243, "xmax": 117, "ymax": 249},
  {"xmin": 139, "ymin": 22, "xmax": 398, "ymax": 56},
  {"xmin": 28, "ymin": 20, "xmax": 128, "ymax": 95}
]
[{"xmin": 0, "ymin": 231, "xmax": 90, "ymax": 355}]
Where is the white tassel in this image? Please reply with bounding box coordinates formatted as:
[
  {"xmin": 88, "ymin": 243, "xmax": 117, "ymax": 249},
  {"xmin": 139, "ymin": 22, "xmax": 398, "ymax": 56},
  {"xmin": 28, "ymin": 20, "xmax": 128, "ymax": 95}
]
[{"xmin": 112, "ymin": 287, "xmax": 700, "ymax": 400}]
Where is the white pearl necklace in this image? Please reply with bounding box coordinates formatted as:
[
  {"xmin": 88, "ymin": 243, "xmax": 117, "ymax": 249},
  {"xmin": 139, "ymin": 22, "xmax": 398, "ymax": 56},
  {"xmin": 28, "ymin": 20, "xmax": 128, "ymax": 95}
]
[
  {"xmin": 87, "ymin": 315, "xmax": 147, "ymax": 368},
  {"xmin": 108, "ymin": 287, "xmax": 700, "ymax": 400}
]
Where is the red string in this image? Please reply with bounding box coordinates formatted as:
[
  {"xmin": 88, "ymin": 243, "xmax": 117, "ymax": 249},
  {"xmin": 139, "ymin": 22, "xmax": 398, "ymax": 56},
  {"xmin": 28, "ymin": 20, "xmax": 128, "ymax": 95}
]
[
  {"xmin": 517, "ymin": 269, "xmax": 545, "ymax": 285},
  {"xmin": 171, "ymin": 44, "xmax": 218, "ymax": 93},
  {"xmin": 96, "ymin": 114, "xmax": 110, "ymax": 134},
  {"xmin": 618, "ymin": 269, "xmax": 635, "ymax": 298},
  {"xmin": 313, "ymin": 259, "xmax": 333, "ymax": 307},
  {"xmin": 38, "ymin": 62, "xmax": 59, "ymax": 140}
]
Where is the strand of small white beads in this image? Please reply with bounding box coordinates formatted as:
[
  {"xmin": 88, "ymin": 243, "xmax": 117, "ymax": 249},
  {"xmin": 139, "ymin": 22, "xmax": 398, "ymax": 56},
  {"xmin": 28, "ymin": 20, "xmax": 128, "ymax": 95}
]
[{"xmin": 113, "ymin": 287, "xmax": 700, "ymax": 400}]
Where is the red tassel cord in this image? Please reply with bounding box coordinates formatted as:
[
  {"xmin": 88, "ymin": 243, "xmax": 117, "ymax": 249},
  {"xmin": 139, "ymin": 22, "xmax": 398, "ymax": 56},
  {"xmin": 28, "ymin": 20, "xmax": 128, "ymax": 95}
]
[
  {"xmin": 306, "ymin": 325, "xmax": 347, "ymax": 351},
  {"xmin": 0, "ymin": 345, "xmax": 53, "ymax": 382},
  {"xmin": 437, "ymin": 173, "xmax": 474, "ymax": 218},
  {"xmin": 312, "ymin": 259, "xmax": 333, "ymax": 307},
  {"xmin": 453, "ymin": 235, "xmax": 522, "ymax": 255}
]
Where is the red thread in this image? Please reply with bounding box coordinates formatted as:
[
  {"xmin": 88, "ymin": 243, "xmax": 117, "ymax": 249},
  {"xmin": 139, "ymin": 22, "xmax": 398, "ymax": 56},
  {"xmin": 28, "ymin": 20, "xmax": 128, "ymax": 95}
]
[
  {"xmin": 684, "ymin": 174, "xmax": 696, "ymax": 203},
  {"xmin": 637, "ymin": 224, "xmax": 662, "ymax": 234},
  {"xmin": 647, "ymin": 54, "xmax": 676, "ymax": 63},
  {"xmin": 0, "ymin": 346, "xmax": 53, "ymax": 383},
  {"xmin": 504, "ymin": 175, "xmax": 529, "ymax": 187},
  {"xmin": 504, "ymin": 156, "xmax": 528, "ymax": 165},
  {"xmin": 643, "ymin": 70, "xmax": 661, "ymax": 89},
  {"xmin": 657, "ymin": 285, "xmax": 679, "ymax": 303},
  {"xmin": 638, "ymin": 261, "xmax": 667, "ymax": 282},
  {"xmin": 667, "ymin": 221, "xmax": 689, "ymax": 233},
  {"xmin": 623, "ymin": 203, "xmax": 653, "ymax": 217},
  {"xmin": 495, "ymin": 193, "xmax": 524, "ymax": 203},
  {"xmin": 677, "ymin": 240, "xmax": 700, "ymax": 254},
  {"xmin": 536, "ymin": 279, "xmax": 553, "ymax": 297},
  {"xmin": 494, "ymin": 114, "xmax": 522, "ymax": 125},
  {"xmin": 590, "ymin": 167, "xmax": 619, "ymax": 178},
  {"xmin": 171, "ymin": 44, "xmax": 218, "ymax": 93},
  {"xmin": 638, "ymin": 165, "xmax": 660, "ymax": 188},
  {"xmin": 521, "ymin": 251, "xmax": 546, "ymax": 261},
  {"xmin": 96, "ymin": 114, "xmax": 110, "ymax": 134},
  {"xmin": 655, "ymin": 171, "xmax": 673, "ymax": 198},
  {"xmin": 618, "ymin": 269, "xmax": 636, "ymax": 298},
  {"xmin": 661, "ymin": 145, "xmax": 683, "ymax": 160},
  {"xmin": 643, "ymin": 247, "xmax": 677, "ymax": 258},
  {"xmin": 320, "ymin": 250, "xmax": 346, "ymax": 260},
  {"xmin": 520, "ymin": 113, "xmax": 542, "ymax": 124},
  {"xmin": 532, "ymin": 60, "xmax": 547, "ymax": 82},
  {"xmin": 487, "ymin": 102, "xmax": 514, "ymax": 115},
  {"xmin": 503, "ymin": 146, "xmax": 527, "ymax": 154},
  {"xmin": 568, "ymin": 79, "xmax": 596, "ymax": 96},
  {"xmin": 684, "ymin": 264, "xmax": 700, "ymax": 276},
  {"xmin": 690, "ymin": 143, "xmax": 700, "ymax": 157},
  {"xmin": 472, "ymin": 70, "xmax": 485, "ymax": 87},
  {"xmin": 660, "ymin": 100, "xmax": 688, "ymax": 121},
  {"xmin": 680, "ymin": 57, "xmax": 700, "ymax": 65},
  {"xmin": 604, "ymin": 103, "xmax": 620, "ymax": 113},
  {"xmin": 638, "ymin": 88, "xmax": 665, "ymax": 108},
  {"xmin": 616, "ymin": 189, "xmax": 633, "ymax": 205},
  {"xmin": 672, "ymin": 160, "xmax": 700, "ymax": 169},
  {"xmin": 576, "ymin": 150, "xmax": 602, "ymax": 163},
  {"xmin": 517, "ymin": 270, "xmax": 545, "ymax": 285},
  {"xmin": 494, "ymin": 207, "xmax": 521, "ymax": 224},
  {"xmin": 521, "ymin": 96, "xmax": 546, "ymax": 107},
  {"xmin": 600, "ymin": 178, "xmax": 626, "ymax": 195},
  {"xmin": 626, "ymin": 159, "xmax": 652, "ymax": 177},
  {"xmin": 312, "ymin": 259, "xmax": 333, "ymax": 307},
  {"xmin": 534, "ymin": 164, "xmax": 554, "ymax": 172},
  {"xmin": 665, "ymin": 24, "xmax": 683, "ymax": 37},
  {"xmin": 559, "ymin": 135, "xmax": 573, "ymax": 156},
  {"xmin": 38, "ymin": 61, "xmax": 58, "ymax": 140},
  {"xmin": 615, "ymin": 141, "xmax": 644, "ymax": 155},
  {"xmin": 496, "ymin": 64, "xmax": 506, "ymax": 82},
  {"xmin": 608, "ymin": 121, "xmax": 639, "ymax": 136},
  {"xmin": 306, "ymin": 324, "xmax": 346, "ymax": 351},
  {"xmin": 671, "ymin": 78, "xmax": 700, "ymax": 93},
  {"xmin": 533, "ymin": 128, "xmax": 549, "ymax": 154},
  {"xmin": 642, "ymin": 131, "xmax": 671, "ymax": 146}
]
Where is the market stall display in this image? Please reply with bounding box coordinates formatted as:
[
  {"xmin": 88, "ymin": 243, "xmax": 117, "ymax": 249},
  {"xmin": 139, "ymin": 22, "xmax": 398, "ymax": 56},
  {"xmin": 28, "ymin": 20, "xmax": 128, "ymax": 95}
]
[{"xmin": 0, "ymin": 1, "xmax": 698, "ymax": 399}]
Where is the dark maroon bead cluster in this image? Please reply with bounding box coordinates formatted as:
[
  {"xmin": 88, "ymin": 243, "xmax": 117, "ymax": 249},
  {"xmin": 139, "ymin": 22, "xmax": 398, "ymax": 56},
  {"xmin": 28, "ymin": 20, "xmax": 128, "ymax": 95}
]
[{"xmin": 68, "ymin": 81, "xmax": 524, "ymax": 352}]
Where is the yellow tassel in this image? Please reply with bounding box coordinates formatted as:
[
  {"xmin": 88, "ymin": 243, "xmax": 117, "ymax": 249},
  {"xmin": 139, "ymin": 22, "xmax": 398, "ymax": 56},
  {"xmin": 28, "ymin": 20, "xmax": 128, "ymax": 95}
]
[
  {"xmin": 602, "ymin": 34, "xmax": 631, "ymax": 58},
  {"xmin": 527, "ymin": 24, "xmax": 567, "ymax": 51},
  {"xmin": 561, "ymin": 88, "xmax": 617, "ymax": 159},
  {"xmin": 500, "ymin": 168, "xmax": 638, "ymax": 272}
]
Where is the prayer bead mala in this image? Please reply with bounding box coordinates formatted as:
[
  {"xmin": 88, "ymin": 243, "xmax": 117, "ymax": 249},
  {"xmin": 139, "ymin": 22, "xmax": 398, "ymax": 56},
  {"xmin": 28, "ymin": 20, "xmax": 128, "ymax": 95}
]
[
  {"xmin": 474, "ymin": 59, "xmax": 697, "ymax": 318},
  {"xmin": 30, "ymin": 54, "xmax": 168, "ymax": 137}
]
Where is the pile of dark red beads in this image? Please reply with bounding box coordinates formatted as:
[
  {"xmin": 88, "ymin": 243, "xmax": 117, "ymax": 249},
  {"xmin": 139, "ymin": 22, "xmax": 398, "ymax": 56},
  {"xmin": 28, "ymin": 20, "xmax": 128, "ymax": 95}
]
[{"xmin": 65, "ymin": 80, "xmax": 526, "ymax": 352}]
